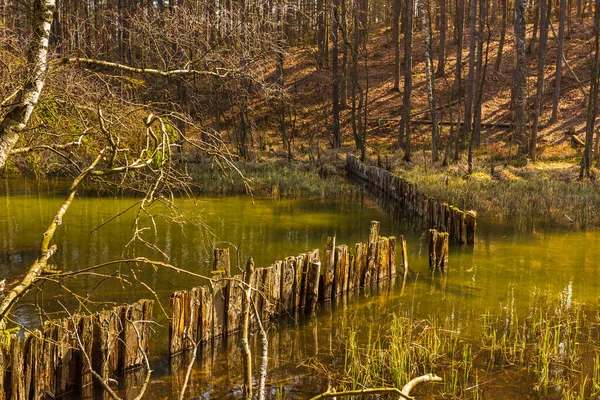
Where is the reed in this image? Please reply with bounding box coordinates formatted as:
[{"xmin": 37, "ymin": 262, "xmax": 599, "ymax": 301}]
[{"xmin": 327, "ymin": 291, "xmax": 600, "ymax": 399}]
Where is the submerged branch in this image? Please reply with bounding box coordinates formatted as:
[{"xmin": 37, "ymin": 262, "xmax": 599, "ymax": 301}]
[{"xmin": 309, "ymin": 374, "xmax": 442, "ymax": 400}]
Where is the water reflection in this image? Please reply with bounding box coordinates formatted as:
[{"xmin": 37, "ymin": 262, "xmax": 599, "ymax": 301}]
[{"xmin": 4, "ymin": 178, "xmax": 600, "ymax": 398}]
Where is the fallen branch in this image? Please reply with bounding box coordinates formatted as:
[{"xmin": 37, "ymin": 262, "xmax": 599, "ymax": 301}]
[
  {"xmin": 309, "ymin": 373, "xmax": 442, "ymax": 400},
  {"xmin": 413, "ymin": 119, "xmax": 549, "ymax": 129},
  {"xmin": 61, "ymin": 57, "xmax": 237, "ymax": 79}
]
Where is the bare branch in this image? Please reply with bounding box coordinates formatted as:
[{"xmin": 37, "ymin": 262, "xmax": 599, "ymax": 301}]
[{"xmin": 61, "ymin": 58, "xmax": 238, "ymax": 79}]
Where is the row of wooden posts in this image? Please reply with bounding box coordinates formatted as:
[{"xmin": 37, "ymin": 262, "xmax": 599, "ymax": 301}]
[
  {"xmin": 169, "ymin": 221, "xmax": 408, "ymax": 355},
  {"xmin": 0, "ymin": 222, "xmax": 409, "ymax": 398},
  {"xmin": 0, "ymin": 300, "xmax": 153, "ymax": 400},
  {"xmin": 346, "ymin": 155, "xmax": 476, "ymax": 245}
]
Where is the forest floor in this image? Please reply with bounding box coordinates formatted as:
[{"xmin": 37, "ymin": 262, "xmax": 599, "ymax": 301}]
[{"xmin": 223, "ymin": 15, "xmax": 600, "ymax": 230}]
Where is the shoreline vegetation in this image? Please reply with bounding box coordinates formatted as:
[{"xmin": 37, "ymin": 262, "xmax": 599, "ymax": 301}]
[
  {"xmin": 322, "ymin": 289, "xmax": 600, "ymax": 400},
  {"xmin": 184, "ymin": 152, "xmax": 600, "ymax": 231}
]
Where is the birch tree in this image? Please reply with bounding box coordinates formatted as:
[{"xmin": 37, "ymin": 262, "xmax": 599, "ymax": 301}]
[
  {"xmin": 0, "ymin": 0, "xmax": 55, "ymax": 170},
  {"xmin": 420, "ymin": 0, "xmax": 439, "ymax": 161}
]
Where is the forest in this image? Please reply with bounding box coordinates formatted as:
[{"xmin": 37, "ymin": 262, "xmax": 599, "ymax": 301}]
[{"xmin": 2, "ymin": 0, "xmax": 600, "ymax": 398}]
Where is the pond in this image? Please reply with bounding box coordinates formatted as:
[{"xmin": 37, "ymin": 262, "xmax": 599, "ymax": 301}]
[{"xmin": 1, "ymin": 177, "xmax": 600, "ymax": 398}]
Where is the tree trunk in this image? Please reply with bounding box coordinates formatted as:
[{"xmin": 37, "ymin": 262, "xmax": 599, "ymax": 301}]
[
  {"xmin": 551, "ymin": 0, "xmax": 566, "ymax": 122},
  {"xmin": 530, "ymin": 0, "xmax": 550, "ymax": 161},
  {"xmin": 581, "ymin": 0, "xmax": 600, "ymax": 177},
  {"xmin": 400, "ymin": 0, "xmax": 414, "ymax": 161},
  {"xmin": 529, "ymin": 0, "xmax": 539, "ymax": 53},
  {"xmin": 392, "ymin": 0, "xmax": 402, "ymax": 90},
  {"xmin": 420, "ymin": 0, "xmax": 439, "ymax": 161},
  {"xmin": 495, "ymin": 0, "xmax": 508, "ymax": 70},
  {"xmin": 436, "ymin": 0, "xmax": 447, "ymax": 77},
  {"xmin": 341, "ymin": 0, "xmax": 348, "ymax": 107},
  {"xmin": 332, "ymin": 0, "xmax": 341, "ymax": 148},
  {"xmin": 513, "ymin": 0, "xmax": 528, "ymax": 153},
  {"xmin": 0, "ymin": 0, "xmax": 56, "ymax": 170},
  {"xmin": 461, "ymin": 0, "xmax": 477, "ymax": 155},
  {"xmin": 472, "ymin": 0, "xmax": 486, "ymax": 148},
  {"xmin": 317, "ymin": 0, "xmax": 326, "ymax": 68}
]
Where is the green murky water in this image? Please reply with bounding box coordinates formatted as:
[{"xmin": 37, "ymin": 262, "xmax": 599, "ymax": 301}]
[{"xmin": 1, "ymin": 178, "xmax": 600, "ymax": 398}]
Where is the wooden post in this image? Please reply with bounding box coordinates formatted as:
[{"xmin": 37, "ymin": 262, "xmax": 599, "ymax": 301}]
[
  {"xmin": 400, "ymin": 235, "xmax": 409, "ymax": 278},
  {"xmin": 389, "ymin": 236, "xmax": 397, "ymax": 277},
  {"xmin": 122, "ymin": 299, "xmax": 153, "ymax": 370},
  {"xmin": 211, "ymin": 279, "xmax": 227, "ymax": 339},
  {"xmin": 293, "ymin": 254, "xmax": 305, "ymax": 311},
  {"xmin": 428, "ymin": 229, "xmax": 439, "ymax": 271},
  {"xmin": 280, "ymin": 257, "xmax": 296, "ymax": 315},
  {"xmin": 366, "ymin": 221, "xmax": 380, "ymax": 284},
  {"xmin": 377, "ymin": 238, "xmax": 389, "ymax": 282},
  {"xmin": 213, "ymin": 248, "xmax": 231, "ymax": 277},
  {"xmin": 465, "ymin": 210, "xmax": 477, "ymax": 245},
  {"xmin": 323, "ymin": 235, "xmax": 336, "ymax": 301},
  {"xmin": 78, "ymin": 315, "xmax": 94, "ymax": 398},
  {"xmin": 169, "ymin": 290, "xmax": 188, "ymax": 354},
  {"xmin": 428, "ymin": 229, "xmax": 449, "ymax": 272},
  {"xmin": 305, "ymin": 257, "xmax": 321, "ymax": 313},
  {"xmin": 200, "ymin": 286, "xmax": 214, "ymax": 343},
  {"xmin": 227, "ymin": 275, "xmax": 244, "ymax": 334},
  {"xmin": 355, "ymin": 242, "xmax": 368, "ymax": 287},
  {"xmin": 333, "ymin": 245, "xmax": 349, "ymax": 296},
  {"xmin": 437, "ymin": 232, "xmax": 449, "ymax": 272}
]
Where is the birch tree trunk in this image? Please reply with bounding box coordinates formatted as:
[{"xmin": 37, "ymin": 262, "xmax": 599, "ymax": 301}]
[
  {"xmin": 0, "ymin": 0, "xmax": 56, "ymax": 170},
  {"xmin": 420, "ymin": 0, "xmax": 439, "ymax": 161}
]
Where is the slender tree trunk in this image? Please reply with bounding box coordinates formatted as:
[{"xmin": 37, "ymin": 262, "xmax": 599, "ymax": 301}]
[
  {"xmin": 529, "ymin": 0, "xmax": 539, "ymax": 53},
  {"xmin": 332, "ymin": 0, "xmax": 341, "ymax": 148},
  {"xmin": 581, "ymin": 0, "xmax": 600, "ymax": 177},
  {"xmin": 241, "ymin": 258, "xmax": 255, "ymax": 400},
  {"xmin": 454, "ymin": 0, "xmax": 464, "ymax": 98},
  {"xmin": 551, "ymin": 0, "xmax": 566, "ymax": 122},
  {"xmin": 340, "ymin": 0, "xmax": 348, "ymax": 107},
  {"xmin": 392, "ymin": 0, "xmax": 402, "ymax": 90},
  {"xmin": 400, "ymin": 0, "xmax": 414, "ymax": 161},
  {"xmin": 0, "ymin": 0, "xmax": 56, "ymax": 170},
  {"xmin": 317, "ymin": 0, "xmax": 326, "ymax": 68},
  {"xmin": 513, "ymin": 0, "xmax": 528, "ymax": 153},
  {"xmin": 530, "ymin": 0, "xmax": 550, "ymax": 160},
  {"xmin": 436, "ymin": 0, "xmax": 447, "ymax": 77},
  {"xmin": 472, "ymin": 0, "xmax": 486, "ymax": 148},
  {"xmin": 495, "ymin": 0, "xmax": 508, "ymax": 70},
  {"xmin": 461, "ymin": 0, "xmax": 477, "ymax": 155},
  {"xmin": 421, "ymin": 0, "xmax": 439, "ymax": 161}
]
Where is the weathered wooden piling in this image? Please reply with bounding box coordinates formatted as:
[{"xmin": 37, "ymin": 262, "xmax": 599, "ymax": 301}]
[
  {"xmin": 465, "ymin": 211, "xmax": 477, "ymax": 245},
  {"xmin": 1, "ymin": 300, "xmax": 153, "ymax": 400},
  {"xmin": 428, "ymin": 229, "xmax": 449, "ymax": 272},
  {"xmin": 322, "ymin": 236, "xmax": 336, "ymax": 301},
  {"xmin": 346, "ymin": 155, "xmax": 477, "ymax": 245},
  {"xmin": 167, "ymin": 223, "xmax": 404, "ymax": 361},
  {"xmin": 305, "ymin": 258, "xmax": 321, "ymax": 313}
]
